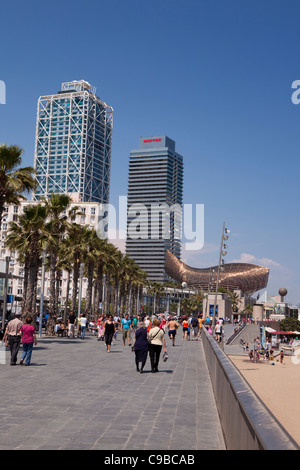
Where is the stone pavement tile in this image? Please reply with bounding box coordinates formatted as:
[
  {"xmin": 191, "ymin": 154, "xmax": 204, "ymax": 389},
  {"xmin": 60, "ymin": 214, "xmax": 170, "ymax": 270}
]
[
  {"xmin": 36, "ymin": 445, "xmax": 61, "ymax": 450},
  {"xmin": 0, "ymin": 333, "xmax": 225, "ymax": 450},
  {"xmin": 95, "ymin": 436, "xmax": 129, "ymax": 446}
]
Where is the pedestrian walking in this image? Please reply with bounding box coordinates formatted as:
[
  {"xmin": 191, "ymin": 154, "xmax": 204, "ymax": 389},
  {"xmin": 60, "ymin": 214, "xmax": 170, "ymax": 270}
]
[
  {"xmin": 80, "ymin": 314, "xmax": 87, "ymax": 339},
  {"xmin": 20, "ymin": 316, "xmax": 37, "ymax": 366},
  {"xmin": 68, "ymin": 311, "xmax": 77, "ymax": 338},
  {"xmin": 167, "ymin": 317, "xmax": 177, "ymax": 346},
  {"xmin": 121, "ymin": 313, "xmax": 132, "ymax": 346},
  {"xmin": 113, "ymin": 315, "xmax": 120, "ymax": 340},
  {"xmin": 148, "ymin": 318, "xmax": 167, "ymax": 373},
  {"xmin": 132, "ymin": 316, "xmax": 138, "ymax": 331},
  {"xmin": 280, "ymin": 350, "xmax": 284, "ymax": 364},
  {"xmin": 134, "ymin": 321, "xmax": 148, "ymax": 373},
  {"xmin": 103, "ymin": 315, "xmax": 116, "ymax": 352},
  {"xmin": 3, "ymin": 313, "xmax": 23, "ymax": 366},
  {"xmin": 182, "ymin": 318, "xmax": 189, "ymax": 341},
  {"xmin": 214, "ymin": 321, "xmax": 222, "ymax": 343},
  {"xmin": 191, "ymin": 315, "xmax": 199, "ymax": 340}
]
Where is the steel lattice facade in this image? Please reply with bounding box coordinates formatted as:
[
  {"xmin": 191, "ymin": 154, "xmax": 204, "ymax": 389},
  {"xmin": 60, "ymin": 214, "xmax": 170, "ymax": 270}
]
[{"xmin": 33, "ymin": 80, "xmax": 113, "ymax": 204}]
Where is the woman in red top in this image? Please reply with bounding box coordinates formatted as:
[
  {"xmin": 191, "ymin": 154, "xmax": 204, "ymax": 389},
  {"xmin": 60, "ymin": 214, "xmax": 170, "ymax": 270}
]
[
  {"xmin": 182, "ymin": 319, "xmax": 189, "ymax": 341},
  {"xmin": 20, "ymin": 316, "xmax": 37, "ymax": 366}
]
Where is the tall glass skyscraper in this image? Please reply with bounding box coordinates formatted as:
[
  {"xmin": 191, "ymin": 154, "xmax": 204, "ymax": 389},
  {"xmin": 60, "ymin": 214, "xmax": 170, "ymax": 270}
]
[
  {"xmin": 126, "ymin": 136, "xmax": 183, "ymax": 282},
  {"xmin": 33, "ymin": 80, "xmax": 113, "ymax": 203}
]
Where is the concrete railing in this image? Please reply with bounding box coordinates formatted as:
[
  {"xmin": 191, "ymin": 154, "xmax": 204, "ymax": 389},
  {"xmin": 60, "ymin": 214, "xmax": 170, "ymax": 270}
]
[{"xmin": 202, "ymin": 327, "xmax": 299, "ymax": 450}]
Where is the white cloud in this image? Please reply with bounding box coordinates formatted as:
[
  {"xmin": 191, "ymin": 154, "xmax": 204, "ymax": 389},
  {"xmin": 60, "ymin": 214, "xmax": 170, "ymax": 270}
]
[
  {"xmin": 181, "ymin": 242, "xmax": 218, "ymax": 265},
  {"xmin": 232, "ymin": 253, "xmax": 281, "ymax": 268}
]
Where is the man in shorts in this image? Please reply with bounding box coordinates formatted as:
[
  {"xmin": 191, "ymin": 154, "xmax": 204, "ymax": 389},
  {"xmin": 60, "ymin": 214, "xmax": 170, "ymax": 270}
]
[
  {"xmin": 68, "ymin": 311, "xmax": 77, "ymax": 338},
  {"xmin": 167, "ymin": 317, "xmax": 177, "ymax": 346},
  {"xmin": 121, "ymin": 314, "xmax": 132, "ymax": 346}
]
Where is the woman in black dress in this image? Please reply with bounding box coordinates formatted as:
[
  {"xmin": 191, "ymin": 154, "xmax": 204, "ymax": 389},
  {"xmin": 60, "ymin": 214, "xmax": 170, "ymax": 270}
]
[
  {"xmin": 134, "ymin": 322, "xmax": 148, "ymax": 373},
  {"xmin": 103, "ymin": 315, "xmax": 116, "ymax": 352}
]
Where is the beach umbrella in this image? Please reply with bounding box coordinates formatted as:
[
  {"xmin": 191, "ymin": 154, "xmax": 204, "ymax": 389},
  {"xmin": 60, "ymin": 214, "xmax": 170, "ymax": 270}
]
[{"xmin": 261, "ymin": 325, "xmax": 266, "ymax": 349}]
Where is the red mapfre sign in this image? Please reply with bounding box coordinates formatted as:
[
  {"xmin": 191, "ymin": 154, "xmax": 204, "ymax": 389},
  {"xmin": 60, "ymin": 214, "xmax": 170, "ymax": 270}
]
[{"xmin": 143, "ymin": 138, "xmax": 161, "ymax": 143}]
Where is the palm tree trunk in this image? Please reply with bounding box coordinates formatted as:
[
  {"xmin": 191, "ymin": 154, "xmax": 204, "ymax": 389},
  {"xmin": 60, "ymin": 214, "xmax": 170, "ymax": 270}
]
[
  {"xmin": 94, "ymin": 262, "xmax": 103, "ymax": 317},
  {"xmin": 22, "ymin": 257, "xmax": 29, "ymax": 312},
  {"xmin": 49, "ymin": 251, "xmax": 57, "ymax": 316},
  {"xmin": 85, "ymin": 259, "xmax": 94, "ymax": 319},
  {"xmin": 71, "ymin": 257, "xmax": 80, "ymax": 314},
  {"xmin": 55, "ymin": 268, "xmax": 61, "ymax": 315},
  {"xmin": 63, "ymin": 270, "xmax": 70, "ymax": 325}
]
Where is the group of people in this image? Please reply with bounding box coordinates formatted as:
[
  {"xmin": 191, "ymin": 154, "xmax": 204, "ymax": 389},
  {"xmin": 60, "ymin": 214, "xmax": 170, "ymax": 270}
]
[
  {"xmin": 3, "ymin": 313, "xmax": 37, "ymax": 366},
  {"xmin": 3, "ymin": 310, "xmax": 204, "ymax": 370},
  {"xmin": 53, "ymin": 312, "xmax": 88, "ymax": 339},
  {"xmin": 133, "ymin": 318, "xmax": 167, "ymax": 373},
  {"xmin": 96, "ymin": 313, "xmax": 205, "ymax": 373},
  {"xmin": 181, "ymin": 315, "xmax": 205, "ymax": 341},
  {"xmin": 248, "ymin": 347, "xmax": 276, "ymax": 363}
]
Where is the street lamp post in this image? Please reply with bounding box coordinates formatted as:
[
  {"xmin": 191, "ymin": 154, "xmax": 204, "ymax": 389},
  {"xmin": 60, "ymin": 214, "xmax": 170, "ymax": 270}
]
[
  {"xmin": 212, "ymin": 223, "xmax": 229, "ymax": 328},
  {"xmin": 178, "ymin": 282, "xmax": 187, "ymax": 317}
]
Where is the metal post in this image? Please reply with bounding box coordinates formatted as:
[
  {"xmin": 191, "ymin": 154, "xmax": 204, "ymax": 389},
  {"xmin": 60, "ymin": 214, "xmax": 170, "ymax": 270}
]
[
  {"xmin": 78, "ymin": 263, "xmax": 83, "ymax": 319},
  {"xmin": 212, "ymin": 222, "xmax": 225, "ymax": 328},
  {"xmin": 39, "ymin": 251, "xmax": 46, "ymax": 338},
  {"xmin": 177, "ymin": 290, "xmax": 181, "ymax": 316},
  {"xmin": 102, "ymin": 273, "xmax": 106, "ymax": 315},
  {"xmin": 2, "ymin": 256, "xmax": 10, "ymax": 329}
]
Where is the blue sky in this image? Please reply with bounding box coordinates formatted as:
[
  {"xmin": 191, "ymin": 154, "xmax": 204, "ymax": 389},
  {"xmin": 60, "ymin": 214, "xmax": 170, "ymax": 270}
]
[{"xmin": 0, "ymin": 0, "xmax": 299, "ymax": 304}]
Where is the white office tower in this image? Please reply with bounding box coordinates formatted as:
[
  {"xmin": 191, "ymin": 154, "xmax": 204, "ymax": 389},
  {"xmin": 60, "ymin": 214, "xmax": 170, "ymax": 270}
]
[{"xmin": 33, "ymin": 80, "xmax": 113, "ymax": 204}]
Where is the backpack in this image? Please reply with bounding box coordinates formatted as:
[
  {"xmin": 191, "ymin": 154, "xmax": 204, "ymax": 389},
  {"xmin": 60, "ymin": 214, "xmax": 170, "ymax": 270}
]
[{"xmin": 192, "ymin": 318, "xmax": 198, "ymax": 327}]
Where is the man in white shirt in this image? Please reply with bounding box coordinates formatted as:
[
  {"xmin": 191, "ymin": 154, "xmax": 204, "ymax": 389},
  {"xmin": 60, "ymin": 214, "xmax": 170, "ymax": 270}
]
[
  {"xmin": 3, "ymin": 313, "xmax": 23, "ymax": 365},
  {"xmin": 79, "ymin": 314, "xmax": 88, "ymax": 339}
]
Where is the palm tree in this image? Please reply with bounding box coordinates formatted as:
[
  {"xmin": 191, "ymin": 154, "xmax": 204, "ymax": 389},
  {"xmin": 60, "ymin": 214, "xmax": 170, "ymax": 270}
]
[
  {"xmin": 92, "ymin": 238, "xmax": 112, "ymax": 318},
  {"xmin": 148, "ymin": 281, "xmax": 165, "ymax": 314},
  {"xmin": 0, "ymin": 144, "xmax": 37, "ymax": 226},
  {"xmin": 43, "ymin": 193, "xmax": 73, "ymax": 317},
  {"xmin": 6, "ymin": 203, "xmax": 51, "ymax": 318},
  {"xmin": 119, "ymin": 255, "xmax": 137, "ymax": 315},
  {"xmin": 243, "ymin": 304, "xmax": 253, "ymax": 319},
  {"xmin": 228, "ymin": 291, "xmax": 241, "ymax": 314},
  {"xmin": 132, "ymin": 267, "xmax": 148, "ymax": 316},
  {"xmin": 81, "ymin": 229, "xmax": 102, "ymax": 318},
  {"xmin": 105, "ymin": 245, "xmax": 124, "ymax": 316},
  {"xmin": 61, "ymin": 224, "xmax": 91, "ymax": 315}
]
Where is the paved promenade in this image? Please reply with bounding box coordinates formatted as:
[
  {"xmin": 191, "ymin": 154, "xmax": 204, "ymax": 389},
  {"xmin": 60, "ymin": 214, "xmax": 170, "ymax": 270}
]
[{"xmin": 0, "ymin": 330, "xmax": 225, "ymax": 450}]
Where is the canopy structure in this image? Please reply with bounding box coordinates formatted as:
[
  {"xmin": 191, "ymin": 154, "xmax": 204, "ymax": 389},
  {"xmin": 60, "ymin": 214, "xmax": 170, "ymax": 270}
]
[{"xmin": 264, "ymin": 327, "xmax": 276, "ymax": 333}]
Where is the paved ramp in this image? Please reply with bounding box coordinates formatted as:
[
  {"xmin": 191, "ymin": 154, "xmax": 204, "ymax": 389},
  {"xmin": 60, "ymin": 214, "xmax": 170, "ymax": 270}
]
[{"xmin": 0, "ymin": 331, "xmax": 225, "ymax": 450}]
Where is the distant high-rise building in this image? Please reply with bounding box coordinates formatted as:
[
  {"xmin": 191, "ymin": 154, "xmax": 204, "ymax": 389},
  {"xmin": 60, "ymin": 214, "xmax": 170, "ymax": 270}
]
[
  {"xmin": 126, "ymin": 136, "xmax": 183, "ymax": 282},
  {"xmin": 33, "ymin": 80, "xmax": 113, "ymax": 203}
]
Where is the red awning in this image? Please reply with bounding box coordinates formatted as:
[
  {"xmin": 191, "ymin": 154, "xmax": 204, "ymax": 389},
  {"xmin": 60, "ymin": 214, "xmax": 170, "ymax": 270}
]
[{"xmin": 271, "ymin": 331, "xmax": 293, "ymax": 335}]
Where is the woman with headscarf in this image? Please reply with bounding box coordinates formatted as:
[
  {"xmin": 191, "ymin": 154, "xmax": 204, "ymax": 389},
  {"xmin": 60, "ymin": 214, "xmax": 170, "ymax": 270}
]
[{"xmin": 134, "ymin": 322, "xmax": 148, "ymax": 373}]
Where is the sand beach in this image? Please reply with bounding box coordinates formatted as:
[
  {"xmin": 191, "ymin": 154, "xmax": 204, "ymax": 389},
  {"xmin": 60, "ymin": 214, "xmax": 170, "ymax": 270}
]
[{"xmin": 229, "ymin": 353, "xmax": 300, "ymax": 446}]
